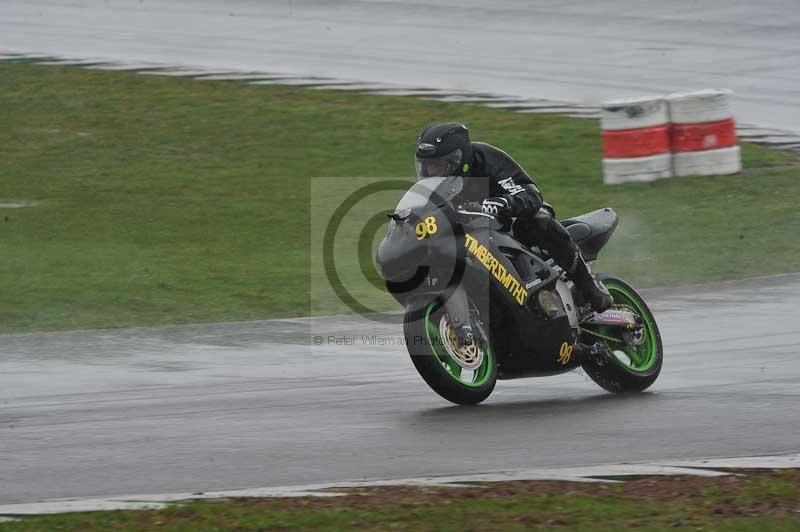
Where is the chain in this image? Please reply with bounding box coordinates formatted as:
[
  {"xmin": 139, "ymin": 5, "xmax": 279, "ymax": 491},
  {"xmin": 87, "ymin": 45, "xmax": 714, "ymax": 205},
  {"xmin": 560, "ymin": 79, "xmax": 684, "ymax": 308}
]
[{"xmin": 579, "ymin": 326, "xmax": 623, "ymax": 344}]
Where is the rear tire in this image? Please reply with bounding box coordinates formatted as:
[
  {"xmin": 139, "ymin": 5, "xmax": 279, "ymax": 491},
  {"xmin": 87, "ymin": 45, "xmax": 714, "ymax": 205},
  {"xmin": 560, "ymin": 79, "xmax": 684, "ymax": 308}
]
[
  {"xmin": 404, "ymin": 299, "xmax": 497, "ymax": 405},
  {"xmin": 581, "ymin": 274, "xmax": 663, "ymax": 393}
]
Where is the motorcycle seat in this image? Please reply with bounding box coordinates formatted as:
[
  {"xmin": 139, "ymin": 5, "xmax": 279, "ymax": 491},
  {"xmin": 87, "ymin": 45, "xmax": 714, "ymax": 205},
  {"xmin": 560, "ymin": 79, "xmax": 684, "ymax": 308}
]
[{"xmin": 561, "ymin": 208, "xmax": 618, "ymax": 261}]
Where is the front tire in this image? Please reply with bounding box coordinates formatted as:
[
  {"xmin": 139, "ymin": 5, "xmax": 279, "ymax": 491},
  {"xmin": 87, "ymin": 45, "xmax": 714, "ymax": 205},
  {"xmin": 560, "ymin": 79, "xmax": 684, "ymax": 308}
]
[
  {"xmin": 581, "ymin": 274, "xmax": 663, "ymax": 393},
  {"xmin": 404, "ymin": 299, "xmax": 497, "ymax": 405}
]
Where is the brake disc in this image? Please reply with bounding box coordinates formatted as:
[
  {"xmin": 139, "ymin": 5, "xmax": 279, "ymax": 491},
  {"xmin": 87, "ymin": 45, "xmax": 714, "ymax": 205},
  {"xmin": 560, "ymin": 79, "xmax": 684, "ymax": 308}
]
[
  {"xmin": 617, "ymin": 304, "xmax": 646, "ymax": 346},
  {"xmin": 439, "ymin": 316, "xmax": 485, "ymax": 370},
  {"xmin": 622, "ymin": 327, "xmax": 646, "ymax": 347}
]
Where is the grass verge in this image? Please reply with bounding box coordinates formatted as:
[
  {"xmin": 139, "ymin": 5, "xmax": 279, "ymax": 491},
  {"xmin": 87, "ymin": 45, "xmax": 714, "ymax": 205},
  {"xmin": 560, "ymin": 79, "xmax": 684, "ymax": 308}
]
[
  {"xmin": 2, "ymin": 61, "xmax": 799, "ymax": 332},
  {"xmin": 1, "ymin": 470, "xmax": 799, "ymax": 531}
]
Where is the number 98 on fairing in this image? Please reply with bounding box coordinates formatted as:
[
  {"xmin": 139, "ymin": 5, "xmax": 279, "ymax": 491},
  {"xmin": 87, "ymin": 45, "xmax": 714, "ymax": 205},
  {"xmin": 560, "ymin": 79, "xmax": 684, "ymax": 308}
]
[{"xmin": 415, "ymin": 216, "xmax": 438, "ymax": 240}]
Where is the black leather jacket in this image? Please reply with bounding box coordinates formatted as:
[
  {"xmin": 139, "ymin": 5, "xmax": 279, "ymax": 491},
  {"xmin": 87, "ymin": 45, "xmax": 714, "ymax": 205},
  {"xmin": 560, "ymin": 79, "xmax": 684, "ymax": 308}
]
[{"xmin": 460, "ymin": 142, "xmax": 544, "ymax": 217}]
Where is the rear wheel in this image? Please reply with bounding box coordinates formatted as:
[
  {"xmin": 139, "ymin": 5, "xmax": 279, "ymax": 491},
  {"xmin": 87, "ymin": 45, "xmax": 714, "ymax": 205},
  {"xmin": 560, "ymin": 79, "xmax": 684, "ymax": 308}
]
[
  {"xmin": 580, "ymin": 274, "xmax": 663, "ymax": 393},
  {"xmin": 404, "ymin": 299, "xmax": 497, "ymax": 405}
]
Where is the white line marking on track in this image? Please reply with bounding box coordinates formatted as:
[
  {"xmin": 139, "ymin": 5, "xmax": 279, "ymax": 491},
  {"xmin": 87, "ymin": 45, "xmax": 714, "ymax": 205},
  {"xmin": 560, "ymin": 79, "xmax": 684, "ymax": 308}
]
[{"xmin": 1, "ymin": 453, "xmax": 797, "ymax": 517}]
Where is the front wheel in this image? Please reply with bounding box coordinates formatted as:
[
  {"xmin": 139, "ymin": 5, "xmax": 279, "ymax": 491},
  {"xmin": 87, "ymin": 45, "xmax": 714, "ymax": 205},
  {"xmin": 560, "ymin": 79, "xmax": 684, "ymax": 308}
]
[
  {"xmin": 404, "ymin": 299, "xmax": 497, "ymax": 405},
  {"xmin": 580, "ymin": 274, "xmax": 663, "ymax": 393}
]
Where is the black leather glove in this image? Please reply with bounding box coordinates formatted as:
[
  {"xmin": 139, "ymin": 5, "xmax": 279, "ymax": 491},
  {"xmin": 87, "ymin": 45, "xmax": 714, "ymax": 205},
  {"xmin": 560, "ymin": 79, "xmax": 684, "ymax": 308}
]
[{"xmin": 481, "ymin": 196, "xmax": 512, "ymax": 217}]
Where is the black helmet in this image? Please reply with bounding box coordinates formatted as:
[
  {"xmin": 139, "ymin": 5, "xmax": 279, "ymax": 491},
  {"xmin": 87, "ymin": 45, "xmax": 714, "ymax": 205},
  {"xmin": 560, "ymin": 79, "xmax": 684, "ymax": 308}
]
[{"xmin": 415, "ymin": 122, "xmax": 473, "ymax": 179}]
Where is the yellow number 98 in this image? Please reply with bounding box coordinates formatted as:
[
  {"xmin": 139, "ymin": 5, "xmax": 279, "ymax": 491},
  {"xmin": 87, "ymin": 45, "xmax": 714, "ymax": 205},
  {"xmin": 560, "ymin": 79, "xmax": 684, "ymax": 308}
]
[
  {"xmin": 558, "ymin": 342, "xmax": 573, "ymax": 365},
  {"xmin": 415, "ymin": 216, "xmax": 438, "ymax": 240}
]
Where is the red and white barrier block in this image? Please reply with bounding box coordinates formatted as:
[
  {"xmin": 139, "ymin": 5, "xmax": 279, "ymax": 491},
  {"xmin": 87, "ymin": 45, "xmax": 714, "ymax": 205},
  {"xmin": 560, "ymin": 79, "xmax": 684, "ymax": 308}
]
[
  {"xmin": 667, "ymin": 89, "xmax": 741, "ymax": 176},
  {"xmin": 601, "ymin": 96, "xmax": 672, "ymax": 184}
]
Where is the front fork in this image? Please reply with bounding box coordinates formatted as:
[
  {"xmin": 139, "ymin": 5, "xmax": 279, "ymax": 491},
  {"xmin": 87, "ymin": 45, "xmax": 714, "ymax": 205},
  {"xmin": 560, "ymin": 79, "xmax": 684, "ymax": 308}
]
[{"xmin": 442, "ymin": 284, "xmax": 473, "ymax": 343}]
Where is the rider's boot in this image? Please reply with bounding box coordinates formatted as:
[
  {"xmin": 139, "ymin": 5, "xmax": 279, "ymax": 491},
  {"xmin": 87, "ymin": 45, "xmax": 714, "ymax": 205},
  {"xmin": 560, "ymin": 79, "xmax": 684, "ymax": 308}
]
[{"xmin": 567, "ymin": 249, "xmax": 613, "ymax": 312}]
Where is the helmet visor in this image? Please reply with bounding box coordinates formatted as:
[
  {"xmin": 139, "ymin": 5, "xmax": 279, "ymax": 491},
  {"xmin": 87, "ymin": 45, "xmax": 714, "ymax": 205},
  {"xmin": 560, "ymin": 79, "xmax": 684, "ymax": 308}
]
[{"xmin": 415, "ymin": 148, "xmax": 463, "ymax": 180}]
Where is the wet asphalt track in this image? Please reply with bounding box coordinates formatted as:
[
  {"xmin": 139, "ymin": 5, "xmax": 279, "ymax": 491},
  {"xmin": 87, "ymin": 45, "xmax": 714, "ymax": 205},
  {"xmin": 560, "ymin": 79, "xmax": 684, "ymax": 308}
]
[
  {"xmin": 1, "ymin": 274, "xmax": 799, "ymax": 504},
  {"xmin": 1, "ymin": 0, "xmax": 799, "ymax": 506},
  {"xmin": 1, "ymin": 0, "xmax": 800, "ymax": 132}
]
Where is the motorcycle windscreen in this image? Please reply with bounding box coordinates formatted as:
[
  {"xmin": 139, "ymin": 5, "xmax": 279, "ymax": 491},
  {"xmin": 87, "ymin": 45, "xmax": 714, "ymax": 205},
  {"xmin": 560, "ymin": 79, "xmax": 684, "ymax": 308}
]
[{"xmin": 394, "ymin": 175, "xmax": 463, "ymax": 214}]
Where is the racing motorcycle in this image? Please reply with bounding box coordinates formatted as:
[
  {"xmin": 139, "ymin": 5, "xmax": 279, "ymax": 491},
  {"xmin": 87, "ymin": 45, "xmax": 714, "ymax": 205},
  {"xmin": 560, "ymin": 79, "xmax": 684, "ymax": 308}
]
[{"xmin": 375, "ymin": 175, "xmax": 662, "ymax": 405}]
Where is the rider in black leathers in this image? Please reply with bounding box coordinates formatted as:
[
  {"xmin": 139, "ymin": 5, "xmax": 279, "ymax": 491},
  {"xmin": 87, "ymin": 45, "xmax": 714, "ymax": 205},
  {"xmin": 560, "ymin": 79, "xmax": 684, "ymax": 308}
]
[{"xmin": 415, "ymin": 122, "xmax": 612, "ymax": 313}]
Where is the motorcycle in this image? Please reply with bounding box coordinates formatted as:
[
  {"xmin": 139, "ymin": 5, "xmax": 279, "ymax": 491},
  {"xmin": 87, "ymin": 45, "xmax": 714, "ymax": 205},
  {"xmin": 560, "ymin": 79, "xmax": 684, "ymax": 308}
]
[{"xmin": 375, "ymin": 175, "xmax": 662, "ymax": 405}]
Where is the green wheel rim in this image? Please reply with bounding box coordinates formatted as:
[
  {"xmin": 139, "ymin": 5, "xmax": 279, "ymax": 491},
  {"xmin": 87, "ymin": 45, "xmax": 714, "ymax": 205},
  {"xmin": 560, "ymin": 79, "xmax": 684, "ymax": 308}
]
[
  {"xmin": 423, "ymin": 301, "xmax": 494, "ymax": 387},
  {"xmin": 595, "ymin": 283, "xmax": 659, "ymax": 373}
]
